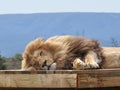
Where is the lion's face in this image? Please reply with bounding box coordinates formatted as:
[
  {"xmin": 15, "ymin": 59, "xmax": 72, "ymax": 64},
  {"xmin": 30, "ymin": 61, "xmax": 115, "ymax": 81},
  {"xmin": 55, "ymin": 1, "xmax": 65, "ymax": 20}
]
[
  {"xmin": 31, "ymin": 49, "xmax": 54, "ymax": 70},
  {"xmin": 22, "ymin": 38, "xmax": 58, "ymax": 70}
]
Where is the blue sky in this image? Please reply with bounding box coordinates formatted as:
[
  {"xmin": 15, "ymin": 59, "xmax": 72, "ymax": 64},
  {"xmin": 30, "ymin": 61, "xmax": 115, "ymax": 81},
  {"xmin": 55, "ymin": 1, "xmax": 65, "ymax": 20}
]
[
  {"xmin": 0, "ymin": 0, "xmax": 120, "ymax": 14},
  {"xmin": 0, "ymin": 0, "xmax": 120, "ymax": 57}
]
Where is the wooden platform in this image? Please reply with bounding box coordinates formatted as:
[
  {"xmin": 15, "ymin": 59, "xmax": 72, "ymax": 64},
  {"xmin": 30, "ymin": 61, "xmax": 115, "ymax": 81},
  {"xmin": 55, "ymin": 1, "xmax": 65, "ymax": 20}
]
[
  {"xmin": 0, "ymin": 47, "xmax": 120, "ymax": 89},
  {"xmin": 0, "ymin": 69, "xmax": 120, "ymax": 89}
]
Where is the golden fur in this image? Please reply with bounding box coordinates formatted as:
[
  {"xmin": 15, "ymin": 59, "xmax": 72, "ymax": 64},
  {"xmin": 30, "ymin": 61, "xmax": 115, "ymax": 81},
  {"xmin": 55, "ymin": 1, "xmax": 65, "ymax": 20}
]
[
  {"xmin": 22, "ymin": 35, "xmax": 103, "ymax": 71},
  {"xmin": 100, "ymin": 47, "xmax": 120, "ymax": 68}
]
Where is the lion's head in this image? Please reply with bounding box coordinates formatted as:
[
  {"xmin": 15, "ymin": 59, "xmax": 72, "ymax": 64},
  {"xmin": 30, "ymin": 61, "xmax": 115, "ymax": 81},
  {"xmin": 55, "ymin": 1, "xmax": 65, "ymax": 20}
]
[{"xmin": 22, "ymin": 38, "xmax": 55, "ymax": 70}]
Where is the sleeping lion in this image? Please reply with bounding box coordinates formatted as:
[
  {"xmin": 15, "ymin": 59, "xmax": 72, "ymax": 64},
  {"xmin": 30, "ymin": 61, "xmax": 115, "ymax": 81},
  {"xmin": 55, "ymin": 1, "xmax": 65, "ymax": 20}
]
[{"xmin": 22, "ymin": 35, "xmax": 104, "ymax": 71}]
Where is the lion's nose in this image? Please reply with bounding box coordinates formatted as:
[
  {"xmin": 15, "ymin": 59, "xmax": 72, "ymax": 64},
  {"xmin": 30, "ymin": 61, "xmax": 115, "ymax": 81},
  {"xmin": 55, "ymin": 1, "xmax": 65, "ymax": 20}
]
[{"xmin": 42, "ymin": 60, "xmax": 47, "ymax": 67}]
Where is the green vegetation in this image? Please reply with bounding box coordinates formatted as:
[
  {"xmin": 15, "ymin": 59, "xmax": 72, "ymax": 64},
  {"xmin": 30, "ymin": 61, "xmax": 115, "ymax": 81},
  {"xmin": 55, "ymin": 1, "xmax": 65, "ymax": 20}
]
[
  {"xmin": 0, "ymin": 53, "xmax": 22, "ymax": 70},
  {"xmin": 0, "ymin": 55, "xmax": 6, "ymax": 70}
]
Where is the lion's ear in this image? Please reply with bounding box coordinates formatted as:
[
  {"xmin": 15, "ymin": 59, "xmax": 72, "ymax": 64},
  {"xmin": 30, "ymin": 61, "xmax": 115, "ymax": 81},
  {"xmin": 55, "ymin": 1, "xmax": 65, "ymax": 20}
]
[
  {"xmin": 34, "ymin": 38, "xmax": 44, "ymax": 42},
  {"xmin": 33, "ymin": 38, "xmax": 45, "ymax": 49},
  {"xmin": 24, "ymin": 38, "xmax": 45, "ymax": 53}
]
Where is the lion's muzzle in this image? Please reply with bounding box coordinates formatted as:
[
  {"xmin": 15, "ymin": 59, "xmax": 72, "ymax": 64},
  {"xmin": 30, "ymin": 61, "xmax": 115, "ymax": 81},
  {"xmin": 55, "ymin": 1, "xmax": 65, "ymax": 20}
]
[{"xmin": 42, "ymin": 60, "xmax": 56, "ymax": 70}]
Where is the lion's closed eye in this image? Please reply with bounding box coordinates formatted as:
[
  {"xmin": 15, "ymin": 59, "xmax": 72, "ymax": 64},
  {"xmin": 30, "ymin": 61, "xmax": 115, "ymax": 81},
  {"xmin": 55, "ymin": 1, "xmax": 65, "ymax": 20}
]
[{"xmin": 40, "ymin": 51, "xmax": 43, "ymax": 56}]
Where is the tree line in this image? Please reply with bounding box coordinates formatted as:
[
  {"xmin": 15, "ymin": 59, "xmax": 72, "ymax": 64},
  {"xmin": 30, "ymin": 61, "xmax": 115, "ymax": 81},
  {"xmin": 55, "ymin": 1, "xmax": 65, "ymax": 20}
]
[{"xmin": 0, "ymin": 53, "xmax": 22, "ymax": 70}]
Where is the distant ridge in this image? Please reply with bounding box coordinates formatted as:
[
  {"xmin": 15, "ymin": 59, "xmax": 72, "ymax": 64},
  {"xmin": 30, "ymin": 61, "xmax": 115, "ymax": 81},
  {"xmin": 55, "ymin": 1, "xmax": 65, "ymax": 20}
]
[{"xmin": 0, "ymin": 12, "xmax": 120, "ymax": 57}]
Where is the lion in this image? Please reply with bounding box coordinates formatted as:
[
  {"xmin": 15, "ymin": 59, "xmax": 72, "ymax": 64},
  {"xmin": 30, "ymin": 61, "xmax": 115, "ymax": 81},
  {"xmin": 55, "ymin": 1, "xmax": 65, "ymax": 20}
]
[{"xmin": 21, "ymin": 35, "xmax": 104, "ymax": 71}]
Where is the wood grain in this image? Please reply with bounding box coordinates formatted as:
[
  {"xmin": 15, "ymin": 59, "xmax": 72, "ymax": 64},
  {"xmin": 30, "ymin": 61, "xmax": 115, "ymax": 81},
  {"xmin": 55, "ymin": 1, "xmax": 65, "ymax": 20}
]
[
  {"xmin": 0, "ymin": 73, "xmax": 76, "ymax": 88},
  {"xmin": 77, "ymin": 69, "xmax": 120, "ymax": 88}
]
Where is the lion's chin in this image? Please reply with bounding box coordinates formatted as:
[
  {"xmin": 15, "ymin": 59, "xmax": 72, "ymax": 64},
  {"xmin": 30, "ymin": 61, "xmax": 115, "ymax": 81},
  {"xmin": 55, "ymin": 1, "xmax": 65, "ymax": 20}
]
[
  {"xmin": 49, "ymin": 63, "xmax": 57, "ymax": 70},
  {"xmin": 41, "ymin": 62, "xmax": 57, "ymax": 70}
]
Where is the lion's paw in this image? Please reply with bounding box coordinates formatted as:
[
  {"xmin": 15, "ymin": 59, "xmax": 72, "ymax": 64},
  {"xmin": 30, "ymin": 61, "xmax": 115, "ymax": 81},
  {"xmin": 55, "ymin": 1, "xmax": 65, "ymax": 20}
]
[
  {"xmin": 85, "ymin": 61, "xmax": 99, "ymax": 69},
  {"xmin": 73, "ymin": 58, "xmax": 86, "ymax": 70}
]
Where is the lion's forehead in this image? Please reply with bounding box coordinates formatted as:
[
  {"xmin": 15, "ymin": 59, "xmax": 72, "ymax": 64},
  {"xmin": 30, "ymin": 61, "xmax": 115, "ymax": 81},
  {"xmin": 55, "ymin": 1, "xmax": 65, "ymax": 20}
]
[{"xmin": 33, "ymin": 49, "xmax": 53, "ymax": 59}]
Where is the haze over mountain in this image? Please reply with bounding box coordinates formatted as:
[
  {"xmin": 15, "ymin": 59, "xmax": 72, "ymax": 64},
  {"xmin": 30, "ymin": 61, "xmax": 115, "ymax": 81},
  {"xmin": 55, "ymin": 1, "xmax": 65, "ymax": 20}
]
[{"xmin": 0, "ymin": 12, "xmax": 120, "ymax": 57}]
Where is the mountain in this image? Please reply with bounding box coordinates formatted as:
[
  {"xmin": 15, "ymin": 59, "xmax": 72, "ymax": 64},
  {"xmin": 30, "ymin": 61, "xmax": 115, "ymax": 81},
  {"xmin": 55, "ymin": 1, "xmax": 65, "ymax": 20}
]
[{"xmin": 0, "ymin": 12, "xmax": 120, "ymax": 57}]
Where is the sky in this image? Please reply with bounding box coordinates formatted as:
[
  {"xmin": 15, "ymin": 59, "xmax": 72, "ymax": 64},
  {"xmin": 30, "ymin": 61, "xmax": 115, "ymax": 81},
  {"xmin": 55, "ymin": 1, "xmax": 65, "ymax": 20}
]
[
  {"xmin": 0, "ymin": 0, "xmax": 120, "ymax": 14},
  {"xmin": 0, "ymin": 0, "xmax": 120, "ymax": 57}
]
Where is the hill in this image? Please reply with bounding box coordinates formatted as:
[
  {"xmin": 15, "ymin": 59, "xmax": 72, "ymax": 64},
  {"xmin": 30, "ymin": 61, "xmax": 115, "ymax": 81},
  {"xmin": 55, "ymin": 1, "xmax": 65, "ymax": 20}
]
[{"xmin": 0, "ymin": 12, "xmax": 120, "ymax": 57}]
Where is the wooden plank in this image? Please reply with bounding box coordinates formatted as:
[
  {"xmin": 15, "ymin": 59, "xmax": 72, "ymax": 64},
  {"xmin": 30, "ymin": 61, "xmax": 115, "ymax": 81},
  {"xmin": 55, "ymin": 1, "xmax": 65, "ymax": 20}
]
[
  {"xmin": 0, "ymin": 69, "xmax": 120, "ymax": 88},
  {"xmin": 0, "ymin": 72, "xmax": 76, "ymax": 88},
  {"xmin": 77, "ymin": 69, "xmax": 120, "ymax": 88}
]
